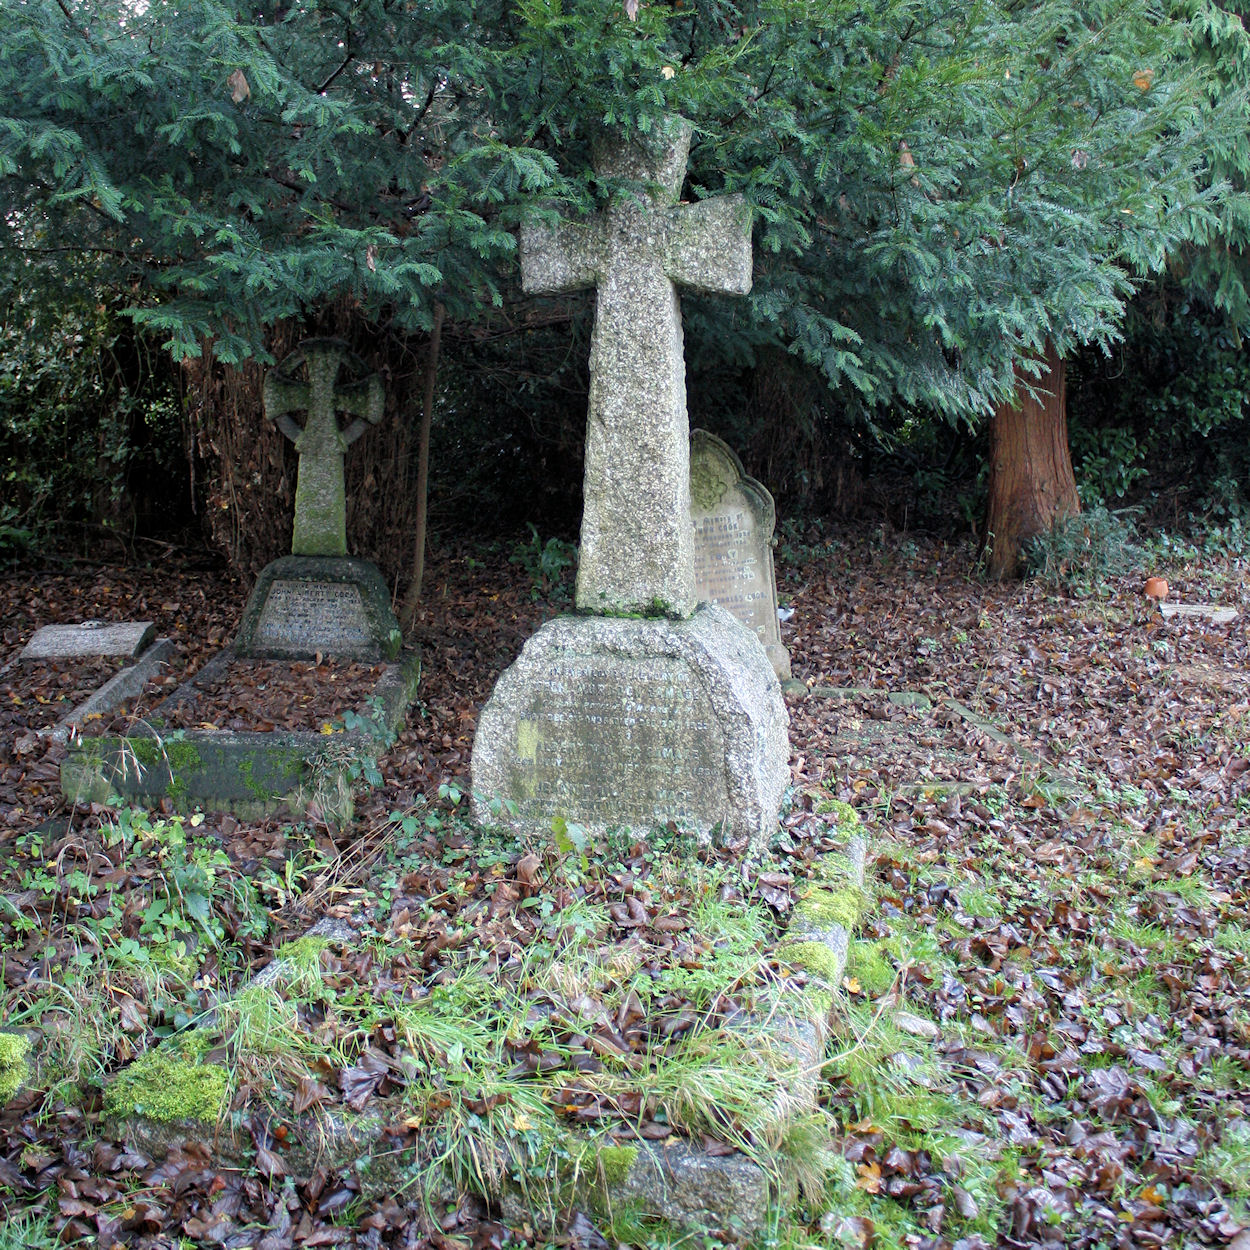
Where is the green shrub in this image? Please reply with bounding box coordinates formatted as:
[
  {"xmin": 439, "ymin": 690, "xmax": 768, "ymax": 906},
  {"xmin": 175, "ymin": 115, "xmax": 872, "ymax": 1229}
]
[{"xmin": 1025, "ymin": 506, "xmax": 1141, "ymax": 592}]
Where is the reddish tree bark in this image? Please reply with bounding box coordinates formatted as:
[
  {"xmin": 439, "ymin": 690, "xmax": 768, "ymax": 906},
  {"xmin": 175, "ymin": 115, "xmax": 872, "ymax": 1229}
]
[{"xmin": 982, "ymin": 342, "xmax": 1080, "ymax": 580}]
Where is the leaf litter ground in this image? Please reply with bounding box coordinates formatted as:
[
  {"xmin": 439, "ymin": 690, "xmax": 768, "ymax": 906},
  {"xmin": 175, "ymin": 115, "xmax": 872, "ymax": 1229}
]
[{"xmin": 0, "ymin": 527, "xmax": 1247, "ymax": 1249}]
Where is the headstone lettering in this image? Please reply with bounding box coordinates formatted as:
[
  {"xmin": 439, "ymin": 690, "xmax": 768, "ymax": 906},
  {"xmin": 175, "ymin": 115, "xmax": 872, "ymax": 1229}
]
[{"xmin": 252, "ymin": 581, "xmax": 369, "ymax": 653}]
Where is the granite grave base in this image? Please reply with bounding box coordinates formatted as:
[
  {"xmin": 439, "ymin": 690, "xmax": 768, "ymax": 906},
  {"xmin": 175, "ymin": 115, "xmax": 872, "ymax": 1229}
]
[
  {"xmin": 471, "ymin": 605, "xmax": 788, "ymax": 851},
  {"xmin": 61, "ymin": 647, "xmax": 420, "ymax": 818},
  {"xmin": 234, "ymin": 555, "xmax": 402, "ymax": 661}
]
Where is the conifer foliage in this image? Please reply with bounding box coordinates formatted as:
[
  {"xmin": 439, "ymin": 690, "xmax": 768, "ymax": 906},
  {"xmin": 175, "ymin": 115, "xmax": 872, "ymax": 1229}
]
[{"xmin": 1, "ymin": 0, "xmax": 1245, "ymax": 417}]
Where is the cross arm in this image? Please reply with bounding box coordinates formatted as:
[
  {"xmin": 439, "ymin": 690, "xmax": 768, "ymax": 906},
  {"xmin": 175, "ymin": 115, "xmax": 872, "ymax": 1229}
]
[
  {"xmin": 337, "ymin": 375, "xmax": 385, "ymax": 446},
  {"xmin": 519, "ymin": 217, "xmax": 601, "ymax": 295},
  {"xmin": 665, "ymin": 194, "xmax": 752, "ymax": 297},
  {"xmin": 263, "ymin": 374, "xmax": 311, "ymax": 441}
]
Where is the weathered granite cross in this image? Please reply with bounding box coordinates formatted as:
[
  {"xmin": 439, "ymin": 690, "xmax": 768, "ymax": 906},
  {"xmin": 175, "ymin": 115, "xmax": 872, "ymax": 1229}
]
[
  {"xmin": 519, "ymin": 119, "xmax": 752, "ymax": 617},
  {"xmin": 263, "ymin": 339, "xmax": 384, "ymax": 558}
]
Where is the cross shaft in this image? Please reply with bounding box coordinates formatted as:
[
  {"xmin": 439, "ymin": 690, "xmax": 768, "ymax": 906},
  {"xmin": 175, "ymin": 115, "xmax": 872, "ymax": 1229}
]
[
  {"xmin": 263, "ymin": 339, "xmax": 384, "ymax": 558},
  {"xmin": 520, "ymin": 120, "xmax": 752, "ymax": 617}
]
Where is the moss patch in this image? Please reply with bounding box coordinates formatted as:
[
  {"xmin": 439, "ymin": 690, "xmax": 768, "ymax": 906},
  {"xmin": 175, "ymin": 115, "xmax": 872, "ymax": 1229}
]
[
  {"xmin": 816, "ymin": 799, "xmax": 862, "ymax": 835},
  {"xmin": 795, "ymin": 884, "xmax": 866, "ymax": 931},
  {"xmin": 104, "ymin": 1045, "xmax": 229, "ymax": 1125},
  {"xmin": 778, "ymin": 939, "xmax": 845, "ymax": 983},
  {"xmin": 0, "ymin": 1032, "xmax": 31, "ymax": 1102},
  {"xmin": 595, "ymin": 1144, "xmax": 638, "ymax": 1188},
  {"xmin": 846, "ymin": 941, "xmax": 896, "ymax": 997}
]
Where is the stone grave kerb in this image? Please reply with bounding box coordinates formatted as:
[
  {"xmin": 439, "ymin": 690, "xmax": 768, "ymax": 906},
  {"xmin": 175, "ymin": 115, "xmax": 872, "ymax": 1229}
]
[
  {"xmin": 519, "ymin": 119, "xmax": 752, "ymax": 617},
  {"xmin": 264, "ymin": 338, "xmax": 384, "ymax": 558}
]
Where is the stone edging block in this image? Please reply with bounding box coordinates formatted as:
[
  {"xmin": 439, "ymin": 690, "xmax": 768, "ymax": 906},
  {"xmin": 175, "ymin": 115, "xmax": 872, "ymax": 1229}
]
[
  {"xmin": 40, "ymin": 638, "xmax": 178, "ymax": 745},
  {"xmin": 60, "ymin": 650, "xmax": 420, "ymax": 817}
]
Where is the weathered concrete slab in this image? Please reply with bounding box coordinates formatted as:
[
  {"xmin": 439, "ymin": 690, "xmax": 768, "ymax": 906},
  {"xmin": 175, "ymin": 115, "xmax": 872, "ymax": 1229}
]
[
  {"xmin": 1160, "ymin": 602, "xmax": 1238, "ymax": 624},
  {"xmin": 21, "ymin": 621, "xmax": 154, "ymax": 661},
  {"xmin": 62, "ymin": 650, "xmax": 419, "ymax": 817}
]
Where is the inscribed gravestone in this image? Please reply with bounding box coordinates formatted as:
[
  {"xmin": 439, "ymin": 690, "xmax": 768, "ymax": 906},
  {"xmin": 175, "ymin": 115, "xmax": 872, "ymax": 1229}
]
[
  {"xmin": 234, "ymin": 341, "xmax": 401, "ymax": 661},
  {"xmin": 471, "ymin": 119, "xmax": 788, "ymax": 849},
  {"xmin": 689, "ymin": 430, "xmax": 791, "ymax": 680}
]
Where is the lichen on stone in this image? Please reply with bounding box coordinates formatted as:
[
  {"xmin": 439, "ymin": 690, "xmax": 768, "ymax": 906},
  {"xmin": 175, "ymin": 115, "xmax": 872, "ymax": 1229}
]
[
  {"xmin": 103, "ymin": 1043, "xmax": 229, "ymax": 1125},
  {"xmin": 0, "ymin": 1032, "xmax": 31, "ymax": 1103}
]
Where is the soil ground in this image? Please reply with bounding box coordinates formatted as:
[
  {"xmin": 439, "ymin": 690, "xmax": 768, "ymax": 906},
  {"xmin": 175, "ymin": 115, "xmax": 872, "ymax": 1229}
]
[{"xmin": 0, "ymin": 525, "xmax": 1247, "ymax": 1248}]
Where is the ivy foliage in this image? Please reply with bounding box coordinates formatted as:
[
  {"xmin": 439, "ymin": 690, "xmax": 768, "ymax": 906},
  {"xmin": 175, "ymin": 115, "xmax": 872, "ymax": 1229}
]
[{"xmin": 1, "ymin": 0, "xmax": 1247, "ymax": 423}]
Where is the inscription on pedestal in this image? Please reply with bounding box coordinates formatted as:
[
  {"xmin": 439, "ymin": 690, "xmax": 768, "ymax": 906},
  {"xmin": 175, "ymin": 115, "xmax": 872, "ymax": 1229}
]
[
  {"xmin": 511, "ymin": 656, "xmax": 728, "ymax": 822},
  {"xmin": 690, "ymin": 430, "xmax": 791, "ymax": 680},
  {"xmin": 253, "ymin": 581, "xmax": 370, "ymax": 652},
  {"xmin": 472, "ymin": 610, "xmax": 787, "ymax": 845}
]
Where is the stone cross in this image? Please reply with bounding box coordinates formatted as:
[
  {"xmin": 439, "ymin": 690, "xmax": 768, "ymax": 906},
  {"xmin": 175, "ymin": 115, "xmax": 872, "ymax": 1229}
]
[
  {"xmin": 263, "ymin": 339, "xmax": 384, "ymax": 557},
  {"xmin": 519, "ymin": 119, "xmax": 752, "ymax": 617}
]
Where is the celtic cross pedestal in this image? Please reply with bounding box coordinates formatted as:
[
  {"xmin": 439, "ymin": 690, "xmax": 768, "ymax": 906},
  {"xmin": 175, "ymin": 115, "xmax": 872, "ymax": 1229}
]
[
  {"xmin": 264, "ymin": 339, "xmax": 384, "ymax": 558},
  {"xmin": 519, "ymin": 120, "xmax": 751, "ymax": 617}
]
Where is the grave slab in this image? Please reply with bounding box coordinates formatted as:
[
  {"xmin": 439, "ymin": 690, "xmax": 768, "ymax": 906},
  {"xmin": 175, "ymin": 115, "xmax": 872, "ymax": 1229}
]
[
  {"xmin": 21, "ymin": 621, "xmax": 155, "ymax": 662},
  {"xmin": 1159, "ymin": 602, "xmax": 1238, "ymax": 624},
  {"xmin": 471, "ymin": 606, "xmax": 787, "ymax": 850},
  {"xmin": 690, "ymin": 429, "xmax": 791, "ymax": 680}
]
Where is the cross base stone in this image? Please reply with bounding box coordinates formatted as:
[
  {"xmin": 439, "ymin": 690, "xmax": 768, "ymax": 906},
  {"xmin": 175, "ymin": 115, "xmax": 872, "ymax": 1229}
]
[
  {"xmin": 470, "ymin": 605, "xmax": 788, "ymax": 851},
  {"xmin": 234, "ymin": 556, "xmax": 401, "ymax": 661}
]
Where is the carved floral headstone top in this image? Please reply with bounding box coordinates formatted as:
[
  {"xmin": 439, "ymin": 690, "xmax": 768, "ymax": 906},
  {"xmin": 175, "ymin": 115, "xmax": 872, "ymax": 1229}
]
[
  {"xmin": 689, "ymin": 430, "xmax": 791, "ymax": 680},
  {"xmin": 264, "ymin": 339, "xmax": 384, "ymax": 558},
  {"xmin": 519, "ymin": 119, "xmax": 752, "ymax": 616}
]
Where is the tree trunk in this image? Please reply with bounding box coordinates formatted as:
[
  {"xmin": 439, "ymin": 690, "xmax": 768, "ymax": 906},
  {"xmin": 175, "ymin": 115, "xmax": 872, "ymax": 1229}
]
[
  {"xmin": 982, "ymin": 342, "xmax": 1080, "ymax": 580},
  {"xmin": 398, "ymin": 301, "xmax": 444, "ymax": 632}
]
